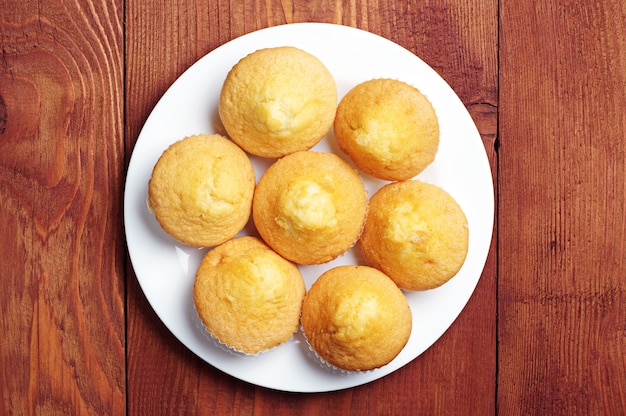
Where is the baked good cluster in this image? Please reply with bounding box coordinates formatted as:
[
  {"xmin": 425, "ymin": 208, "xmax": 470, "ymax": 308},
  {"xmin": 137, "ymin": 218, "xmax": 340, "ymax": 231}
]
[{"xmin": 147, "ymin": 46, "xmax": 469, "ymax": 371}]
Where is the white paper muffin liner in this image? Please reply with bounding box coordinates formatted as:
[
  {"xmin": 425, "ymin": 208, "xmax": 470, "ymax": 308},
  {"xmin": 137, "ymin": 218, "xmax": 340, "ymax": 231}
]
[
  {"xmin": 300, "ymin": 325, "xmax": 377, "ymax": 375},
  {"xmin": 193, "ymin": 306, "xmax": 293, "ymax": 358}
]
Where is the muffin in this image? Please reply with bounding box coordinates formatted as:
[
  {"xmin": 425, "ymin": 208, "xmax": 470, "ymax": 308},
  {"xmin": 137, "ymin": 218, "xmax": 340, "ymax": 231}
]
[
  {"xmin": 219, "ymin": 46, "xmax": 337, "ymax": 158},
  {"xmin": 360, "ymin": 180, "xmax": 468, "ymax": 291},
  {"xmin": 301, "ymin": 265, "xmax": 412, "ymax": 372},
  {"xmin": 148, "ymin": 134, "xmax": 255, "ymax": 247},
  {"xmin": 334, "ymin": 78, "xmax": 439, "ymax": 181},
  {"xmin": 193, "ymin": 236, "xmax": 305, "ymax": 355},
  {"xmin": 252, "ymin": 151, "xmax": 367, "ymax": 265}
]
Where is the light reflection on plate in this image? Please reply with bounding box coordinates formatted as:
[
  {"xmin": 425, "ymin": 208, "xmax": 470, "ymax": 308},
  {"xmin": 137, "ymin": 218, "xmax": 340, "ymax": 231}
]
[{"xmin": 124, "ymin": 22, "xmax": 494, "ymax": 393}]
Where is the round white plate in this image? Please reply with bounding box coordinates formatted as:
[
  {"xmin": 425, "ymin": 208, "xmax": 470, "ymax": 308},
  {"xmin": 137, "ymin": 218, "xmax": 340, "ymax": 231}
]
[{"xmin": 124, "ymin": 22, "xmax": 494, "ymax": 393}]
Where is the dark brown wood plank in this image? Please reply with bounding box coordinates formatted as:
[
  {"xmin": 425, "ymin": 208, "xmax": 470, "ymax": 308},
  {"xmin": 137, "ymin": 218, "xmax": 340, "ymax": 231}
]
[
  {"xmin": 125, "ymin": 1, "xmax": 498, "ymax": 414},
  {"xmin": 0, "ymin": 0, "xmax": 126, "ymax": 414},
  {"xmin": 499, "ymin": 0, "xmax": 626, "ymax": 414}
]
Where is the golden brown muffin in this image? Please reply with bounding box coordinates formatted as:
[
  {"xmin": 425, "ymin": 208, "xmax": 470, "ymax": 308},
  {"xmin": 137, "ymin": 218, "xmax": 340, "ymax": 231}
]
[
  {"xmin": 360, "ymin": 180, "xmax": 469, "ymax": 291},
  {"xmin": 219, "ymin": 46, "xmax": 337, "ymax": 158},
  {"xmin": 301, "ymin": 265, "xmax": 412, "ymax": 372},
  {"xmin": 193, "ymin": 236, "xmax": 305, "ymax": 355},
  {"xmin": 252, "ymin": 151, "xmax": 367, "ymax": 265},
  {"xmin": 334, "ymin": 78, "xmax": 439, "ymax": 181},
  {"xmin": 148, "ymin": 134, "xmax": 255, "ymax": 247}
]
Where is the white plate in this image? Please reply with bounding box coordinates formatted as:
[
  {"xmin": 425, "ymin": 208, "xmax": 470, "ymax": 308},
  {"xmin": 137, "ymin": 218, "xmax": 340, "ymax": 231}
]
[{"xmin": 124, "ymin": 22, "xmax": 494, "ymax": 393}]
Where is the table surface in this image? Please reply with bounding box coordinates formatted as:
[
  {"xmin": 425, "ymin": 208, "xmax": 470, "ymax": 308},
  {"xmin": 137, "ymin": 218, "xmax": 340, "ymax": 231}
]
[{"xmin": 1, "ymin": 1, "xmax": 624, "ymax": 415}]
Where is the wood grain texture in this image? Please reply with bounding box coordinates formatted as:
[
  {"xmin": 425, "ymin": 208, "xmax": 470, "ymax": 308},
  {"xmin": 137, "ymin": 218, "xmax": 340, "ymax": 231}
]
[
  {"xmin": 0, "ymin": 0, "xmax": 125, "ymax": 414},
  {"xmin": 499, "ymin": 0, "xmax": 626, "ymax": 414},
  {"xmin": 125, "ymin": 1, "xmax": 497, "ymax": 415},
  {"xmin": 2, "ymin": 0, "xmax": 623, "ymax": 413}
]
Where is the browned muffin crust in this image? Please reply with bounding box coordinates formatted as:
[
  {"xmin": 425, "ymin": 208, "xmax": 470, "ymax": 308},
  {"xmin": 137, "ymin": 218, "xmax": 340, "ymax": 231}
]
[
  {"xmin": 219, "ymin": 46, "xmax": 337, "ymax": 158},
  {"xmin": 193, "ymin": 236, "xmax": 305, "ymax": 354},
  {"xmin": 148, "ymin": 134, "xmax": 255, "ymax": 247},
  {"xmin": 360, "ymin": 180, "xmax": 469, "ymax": 290},
  {"xmin": 252, "ymin": 151, "xmax": 367, "ymax": 265},
  {"xmin": 334, "ymin": 78, "xmax": 439, "ymax": 181},
  {"xmin": 301, "ymin": 265, "xmax": 412, "ymax": 371}
]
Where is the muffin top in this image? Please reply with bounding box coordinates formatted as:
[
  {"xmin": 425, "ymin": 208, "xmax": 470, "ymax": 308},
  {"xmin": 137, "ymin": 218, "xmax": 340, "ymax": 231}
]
[
  {"xmin": 360, "ymin": 180, "xmax": 469, "ymax": 290},
  {"xmin": 334, "ymin": 78, "xmax": 439, "ymax": 180},
  {"xmin": 219, "ymin": 46, "xmax": 337, "ymax": 158},
  {"xmin": 252, "ymin": 151, "xmax": 367, "ymax": 265},
  {"xmin": 301, "ymin": 265, "xmax": 412, "ymax": 372},
  {"xmin": 193, "ymin": 236, "xmax": 305, "ymax": 355},
  {"xmin": 148, "ymin": 134, "xmax": 255, "ymax": 247}
]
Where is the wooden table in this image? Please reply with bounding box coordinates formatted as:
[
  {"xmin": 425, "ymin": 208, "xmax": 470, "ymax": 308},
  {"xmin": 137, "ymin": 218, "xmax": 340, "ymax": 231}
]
[{"xmin": 1, "ymin": 1, "xmax": 624, "ymax": 414}]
